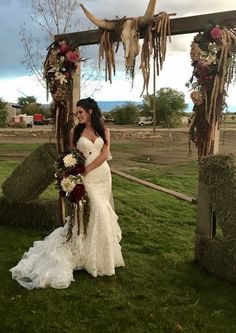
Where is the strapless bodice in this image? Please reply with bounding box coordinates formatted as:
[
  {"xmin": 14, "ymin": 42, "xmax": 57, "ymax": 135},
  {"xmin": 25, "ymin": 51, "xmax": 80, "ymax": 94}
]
[{"xmin": 77, "ymin": 136, "xmax": 104, "ymax": 166}]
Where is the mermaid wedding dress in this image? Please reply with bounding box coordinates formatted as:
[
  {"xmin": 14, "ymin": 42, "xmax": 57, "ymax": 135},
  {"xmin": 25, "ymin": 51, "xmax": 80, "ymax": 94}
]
[{"xmin": 10, "ymin": 136, "xmax": 125, "ymax": 289}]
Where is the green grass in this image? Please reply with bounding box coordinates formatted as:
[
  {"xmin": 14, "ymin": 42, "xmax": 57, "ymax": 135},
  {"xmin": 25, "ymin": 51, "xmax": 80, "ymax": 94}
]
[
  {"xmin": 110, "ymin": 140, "xmax": 199, "ymax": 197},
  {"xmin": 0, "ymin": 143, "xmax": 39, "ymax": 152},
  {"xmin": 0, "ymin": 141, "xmax": 199, "ymax": 198},
  {"xmin": 1, "ymin": 167, "xmax": 236, "ymax": 332},
  {"xmin": 0, "ymin": 160, "xmax": 21, "ymax": 196},
  {"xmin": 129, "ymin": 161, "xmax": 198, "ymax": 197}
]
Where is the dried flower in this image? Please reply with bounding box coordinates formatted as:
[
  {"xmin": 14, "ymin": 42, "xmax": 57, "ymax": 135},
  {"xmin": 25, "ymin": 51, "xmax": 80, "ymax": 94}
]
[
  {"xmin": 190, "ymin": 91, "xmax": 204, "ymax": 105},
  {"xmin": 55, "ymin": 72, "xmax": 68, "ymax": 84},
  {"xmin": 190, "ymin": 42, "xmax": 201, "ymax": 62}
]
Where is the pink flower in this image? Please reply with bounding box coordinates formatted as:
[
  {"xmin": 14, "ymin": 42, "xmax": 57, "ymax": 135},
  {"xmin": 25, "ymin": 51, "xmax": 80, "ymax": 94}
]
[
  {"xmin": 60, "ymin": 44, "xmax": 70, "ymax": 55},
  {"xmin": 66, "ymin": 50, "xmax": 79, "ymax": 63},
  {"xmin": 210, "ymin": 27, "xmax": 222, "ymax": 40}
]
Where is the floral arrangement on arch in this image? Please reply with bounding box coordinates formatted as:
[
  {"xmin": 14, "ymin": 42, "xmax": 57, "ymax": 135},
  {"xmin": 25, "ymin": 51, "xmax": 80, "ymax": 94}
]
[
  {"xmin": 54, "ymin": 149, "xmax": 90, "ymax": 240},
  {"xmin": 44, "ymin": 40, "xmax": 82, "ymax": 154},
  {"xmin": 187, "ymin": 24, "xmax": 236, "ymax": 159},
  {"xmin": 44, "ymin": 40, "xmax": 80, "ymax": 101}
]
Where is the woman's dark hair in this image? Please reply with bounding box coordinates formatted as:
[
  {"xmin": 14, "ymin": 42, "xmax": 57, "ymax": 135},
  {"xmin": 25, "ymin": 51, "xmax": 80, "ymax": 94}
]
[{"xmin": 73, "ymin": 97, "xmax": 107, "ymax": 146}]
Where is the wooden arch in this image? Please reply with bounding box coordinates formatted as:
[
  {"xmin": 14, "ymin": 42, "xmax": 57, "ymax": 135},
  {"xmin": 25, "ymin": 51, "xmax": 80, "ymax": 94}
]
[{"xmin": 55, "ymin": 9, "xmax": 236, "ymax": 262}]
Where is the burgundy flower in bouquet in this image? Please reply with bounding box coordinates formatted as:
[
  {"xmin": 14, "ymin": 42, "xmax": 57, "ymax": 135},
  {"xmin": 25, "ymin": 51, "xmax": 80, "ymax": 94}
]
[{"xmin": 70, "ymin": 184, "xmax": 86, "ymax": 203}]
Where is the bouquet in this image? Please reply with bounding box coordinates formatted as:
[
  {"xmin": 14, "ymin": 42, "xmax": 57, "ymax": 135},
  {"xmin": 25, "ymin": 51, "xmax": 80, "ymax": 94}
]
[
  {"xmin": 54, "ymin": 149, "xmax": 89, "ymax": 240},
  {"xmin": 55, "ymin": 149, "xmax": 86, "ymax": 203}
]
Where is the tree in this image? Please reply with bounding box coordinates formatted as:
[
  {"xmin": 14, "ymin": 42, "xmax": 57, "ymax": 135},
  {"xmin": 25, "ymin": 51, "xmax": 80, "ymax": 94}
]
[
  {"xmin": 142, "ymin": 88, "xmax": 186, "ymax": 128},
  {"xmin": 111, "ymin": 102, "xmax": 138, "ymax": 125},
  {"xmin": 23, "ymin": 103, "xmax": 42, "ymax": 116},
  {"xmin": 18, "ymin": 96, "xmax": 37, "ymax": 107},
  {"xmin": 0, "ymin": 98, "xmax": 8, "ymax": 128},
  {"xmin": 20, "ymin": 0, "xmax": 101, "ymax": 94},
  {"xmin": 138, "ymin": 99, "xmax": 153, "ymax": 117},
  {"xmin": 17, "ymin": 96, "xmax": 46, "ymax": 116}
]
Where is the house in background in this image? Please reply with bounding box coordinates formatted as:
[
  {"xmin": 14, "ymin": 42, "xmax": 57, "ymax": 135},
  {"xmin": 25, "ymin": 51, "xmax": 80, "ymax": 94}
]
[{"xmin": 6, "ymin": 103, "xmax": 23, "ymax": 124}]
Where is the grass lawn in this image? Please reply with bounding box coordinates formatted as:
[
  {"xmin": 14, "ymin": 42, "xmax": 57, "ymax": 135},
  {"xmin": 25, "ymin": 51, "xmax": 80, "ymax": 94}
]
[
  {"xmin": 0, "ymin": 141, "xmax": 199, "ymax": 198},
  {"xmin": 0, "ymin": 143, "xmax": 39, "ymax": 152},
  {"xmin": 0, "ymin": 154, "xmax": 236, "ymax": 332}
]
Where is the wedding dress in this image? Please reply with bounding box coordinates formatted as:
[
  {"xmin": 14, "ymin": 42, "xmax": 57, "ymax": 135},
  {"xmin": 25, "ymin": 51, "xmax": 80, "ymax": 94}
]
[{"xmin": 10, "ymin": 136, "xmax": 125, "ymax": 289}]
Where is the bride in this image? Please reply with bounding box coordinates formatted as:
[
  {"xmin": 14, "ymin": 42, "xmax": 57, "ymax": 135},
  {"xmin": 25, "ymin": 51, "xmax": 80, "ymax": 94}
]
[{"xmin": 10, "ymin": 97, "xmax": 125, "ymax": 289}]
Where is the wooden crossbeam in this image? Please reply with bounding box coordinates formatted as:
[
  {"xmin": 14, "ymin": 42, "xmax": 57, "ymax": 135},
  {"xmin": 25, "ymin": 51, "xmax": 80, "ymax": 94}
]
[{"xmin": 55, "ymin": 10, "xmax": 236, "ymax": 46}]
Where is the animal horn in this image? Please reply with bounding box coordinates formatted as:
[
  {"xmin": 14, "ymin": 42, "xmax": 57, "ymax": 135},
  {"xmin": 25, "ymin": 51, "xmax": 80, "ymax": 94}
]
[
  {"xmin": 138, "ymin": 0, "xmax": 156, "ymax": 27},
  {"xmin": 80, "ymin": 4, "xmax": 115, "ymax": 30}
]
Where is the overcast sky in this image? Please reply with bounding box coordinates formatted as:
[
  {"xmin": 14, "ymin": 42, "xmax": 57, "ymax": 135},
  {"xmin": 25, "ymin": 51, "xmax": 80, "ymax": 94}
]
[{"xmin": 0, "ymin": 0, "xmax": 236, "ymax": 106}]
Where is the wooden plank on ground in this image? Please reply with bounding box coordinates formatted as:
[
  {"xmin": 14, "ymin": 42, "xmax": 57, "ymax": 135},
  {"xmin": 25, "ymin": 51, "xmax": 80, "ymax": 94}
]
[{"xmin": 111, "ymin": 168, "xmax": 196, "ymax": 204}]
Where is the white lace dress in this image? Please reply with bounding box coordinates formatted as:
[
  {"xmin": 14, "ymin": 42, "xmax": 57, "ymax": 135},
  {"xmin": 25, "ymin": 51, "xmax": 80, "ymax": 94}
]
[{"xmin": 10, "ymin": 136, "xmax": 125, "ymax": 289}]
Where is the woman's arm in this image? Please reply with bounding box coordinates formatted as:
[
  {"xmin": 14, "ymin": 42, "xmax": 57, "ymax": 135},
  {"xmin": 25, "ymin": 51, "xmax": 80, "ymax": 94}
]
[{"xmin": 84, "ymin": 128, "xmax": 110, "ymax": 176}]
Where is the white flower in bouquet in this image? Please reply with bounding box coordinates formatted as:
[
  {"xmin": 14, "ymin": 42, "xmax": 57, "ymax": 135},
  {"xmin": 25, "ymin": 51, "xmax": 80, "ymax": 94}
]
[
  {"xmin": 63, "ymin": 153, "xmax": 77, "ymax": 167},
  {"xmin": 61, "ymin": 177, "xmax": 76, "ymax": 193}
]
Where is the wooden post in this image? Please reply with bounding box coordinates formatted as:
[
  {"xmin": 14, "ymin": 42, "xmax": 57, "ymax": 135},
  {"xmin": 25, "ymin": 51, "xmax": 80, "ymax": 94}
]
[
  {"xmin": 73, "ymin": 49, "xmax": 81, "ymax": 114},
  {"xmin": 194, "ymin": 122, "xmax": 220, "ymax": 260},
  {"xmin": 153, "ymin": 55, "xmax": 157, "ymax": 135},
  {"xmin": 212, "ymin": 121, "xmax": 220, "ymax": 154}
]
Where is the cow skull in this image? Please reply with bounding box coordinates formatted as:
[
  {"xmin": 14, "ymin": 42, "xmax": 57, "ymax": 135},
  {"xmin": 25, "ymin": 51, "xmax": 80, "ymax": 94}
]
[{"xmin": 80, "ymin": 0, "xmax": 156, "ymax": 69}]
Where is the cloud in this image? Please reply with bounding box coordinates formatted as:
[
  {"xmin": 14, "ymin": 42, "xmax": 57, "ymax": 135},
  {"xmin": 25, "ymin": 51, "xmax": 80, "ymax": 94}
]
[
  {"xmin": 0, "ymin": 76, "xmax": 50, "ymax": 104},
  {"xmin": 0, "ymin": 0, "xmax": 236, "ymax": 105}
]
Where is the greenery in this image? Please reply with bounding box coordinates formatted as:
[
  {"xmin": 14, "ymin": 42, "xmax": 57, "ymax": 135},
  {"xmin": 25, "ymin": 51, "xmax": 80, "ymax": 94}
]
[
  {"xmin": 17, "ymin": 96, "xmax": 37, "ymax": 107},
  {"xmin": 0, "ymin": 97, "xmax": 8, "ymax": 128},
  {"xmin": 22, "ymin": 102, "xmax": 42, "ymax": 116},
  {"xmin": 0, "ymin": 140, "xmax": 199, "ymax": 198},
  {"xmin": 111, "ymin": 102, "xmax": 138, "ymax": 125},
  {"xmin": 0, "ymin": 143, "xmax": 236, "ymax": 332},
  {"xmin": 200, "ymin": 154, "xmax": 236, "ymax": 237},
  {"xmin": 109, "ymin": 140, "xmax": 199, "ymax": 197},
  {"xmin": 2, "ymin": 143, "xmax": 58, "ymax": 203},
  {"xmin": 129, "ymin": 162, "xmax": 198, "ymax": 197},
  {"xmin": 1, "ymin": 175, "xmax": 236, "ymax": 332},
  {"xmin": 17, "ymin": 96, "xmax": 52, "ymax": 118},
  {"xmin": 0, "ymin": 160, "xmax": 21, "ymax": 196},
  {"xmin": 142, "ymin": 88, "xmax": 186, "ymax": 128},
  {"xmin": 0, "ymin": 143, "xmax": 39, "ymax": 152}
]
